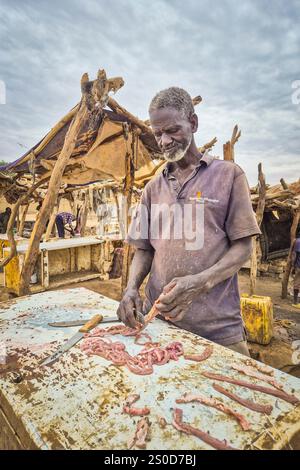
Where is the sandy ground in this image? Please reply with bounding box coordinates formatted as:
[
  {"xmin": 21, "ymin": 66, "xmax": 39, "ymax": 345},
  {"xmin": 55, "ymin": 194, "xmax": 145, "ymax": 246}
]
[{"xmin": 1, "ymin": 271, "xmax": 299, "ymax": 377}]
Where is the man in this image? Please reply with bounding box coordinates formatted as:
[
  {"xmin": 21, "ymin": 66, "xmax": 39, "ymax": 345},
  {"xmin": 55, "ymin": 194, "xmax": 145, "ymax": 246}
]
[
  {"xmin": 0, "ymin": 207, "xmax": 11, "ymax": 233},
  {"xmin": 117, "ymin": 87, "xmax": 260, "ymax": 356},
  {"xmin": 55, "ymin": 212, "xmax": 76, "ymax": 238},
  {"xmin": 292, "ymin": 232, "xmax": 300, "ymax": 308}
]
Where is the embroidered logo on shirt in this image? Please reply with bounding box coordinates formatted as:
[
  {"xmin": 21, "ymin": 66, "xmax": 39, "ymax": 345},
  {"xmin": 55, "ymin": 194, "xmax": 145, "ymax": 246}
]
[{"xmin": 189, "ymin": 191, "xmax": 219, "ymax": 204}]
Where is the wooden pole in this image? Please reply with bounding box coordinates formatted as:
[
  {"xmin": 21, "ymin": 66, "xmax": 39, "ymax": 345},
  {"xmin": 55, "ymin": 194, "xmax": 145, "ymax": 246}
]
[
  {"xmin": 108, "ymin": 97, "xmax": 152, "ymax": 135},
  {"xmin": 18, "ymin": 203, "xmax": 29, "ymax": 237},
  {"xmin": 199, "ymin": 137, "xmax": 217, "ymax": 154},
  {"xmin": 121, "ymin": 126, "xmax": 136, "ymax": 293},
  {"xmin": 282, "ymin": 208, "xmax": 300, "ymax": 298},
  {"xmin": 280, "ymin": 178, "xmax": 289, "ymax": 190},
  {"xmin": 79, "ymin": 190, "xmax": 89, "ymax": 236},
  {"xmin": 250, "ymin": 163, "xmax": 266, "ymax": 295},
  {"xmin": 44, "ymin": 196, "xmax": 61, "ymax": 241},
  {"xmin": 0, "ymin": 179, "xmax": 47, "ymax": 268},
  {"xmin": 18, "ymin": 71, "xmax": 108, "ymax": 295},
  {"xmin": 223, "ymin": 125, "xmax": 241, "ymax": 162}
]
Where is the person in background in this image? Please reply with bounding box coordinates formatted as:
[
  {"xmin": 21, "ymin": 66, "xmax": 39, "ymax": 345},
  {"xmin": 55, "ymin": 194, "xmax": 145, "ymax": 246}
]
[
  {"xmin": 292, "ymin": 230, "xmax": 300, "ymax": 308},
  {"xmin": 0, "ymin": 207, "xmax": 12, "ymax": 233},
  {"xmin": 55, "ymin": 212, "xmax": 76, "ymax": 238}
]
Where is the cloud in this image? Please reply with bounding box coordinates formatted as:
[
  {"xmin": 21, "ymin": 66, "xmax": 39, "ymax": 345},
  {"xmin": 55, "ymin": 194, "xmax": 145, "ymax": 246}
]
[{"xmin": 0, "ymin": 0, "xmax": 299, "ymax": 184}]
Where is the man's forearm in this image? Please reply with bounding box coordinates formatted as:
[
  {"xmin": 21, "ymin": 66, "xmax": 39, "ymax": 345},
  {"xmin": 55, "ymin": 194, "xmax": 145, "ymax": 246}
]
[
  {"xmin": 194, "ymin": 236, "xmax": 253, "ymax": 290},
  {"xmin": 126, "ymin": 247, "xmax": 154, "ymax": 290}
]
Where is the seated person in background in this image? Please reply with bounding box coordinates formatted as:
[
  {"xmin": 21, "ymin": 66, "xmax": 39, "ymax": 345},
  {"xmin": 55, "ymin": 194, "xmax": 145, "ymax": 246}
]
[
  {"xmin": 55, "ymin": 212, "xmax": 76, "ymax": 238},
  {"xmin": 0, "ymin": 207, "xmax": 12, "ymax": 233}
]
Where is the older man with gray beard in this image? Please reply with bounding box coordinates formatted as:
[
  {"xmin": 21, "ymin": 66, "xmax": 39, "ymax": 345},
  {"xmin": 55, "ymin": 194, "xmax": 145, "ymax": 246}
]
[{"xmin": 117, "ymin": 87, "xmax": 260, "ymax": 356}]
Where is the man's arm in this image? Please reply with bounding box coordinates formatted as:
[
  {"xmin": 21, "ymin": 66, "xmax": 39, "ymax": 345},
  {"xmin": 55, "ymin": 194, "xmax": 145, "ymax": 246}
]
[
  {"xmin": 117, "ymin": 247, "xmax": 154, "ymax": 327},
  {"xmin": 156, "ymin": 236, "xmax": 252, "ymax": 322}
]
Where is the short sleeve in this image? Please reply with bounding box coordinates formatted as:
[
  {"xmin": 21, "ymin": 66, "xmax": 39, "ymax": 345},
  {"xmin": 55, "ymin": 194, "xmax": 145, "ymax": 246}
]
[
  {"xmin": 225, "ymin": 171, "xmax": 261, "ymax": 241},
  {"xmin": 126, "ymin": 186, "xmax": 153, "ymax": 250}
]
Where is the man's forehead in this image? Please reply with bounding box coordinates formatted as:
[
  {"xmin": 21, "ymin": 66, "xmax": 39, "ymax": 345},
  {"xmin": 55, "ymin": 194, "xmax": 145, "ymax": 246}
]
[{"xmin": 149, "ymin": 107, "xmax": 186, "ymax": 128}]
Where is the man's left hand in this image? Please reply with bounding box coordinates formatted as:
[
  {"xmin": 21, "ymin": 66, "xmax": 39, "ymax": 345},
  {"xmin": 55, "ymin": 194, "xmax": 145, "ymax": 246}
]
[{"xmin": 155, "ymin": 273, "xmax": 213, "ymax": 322}]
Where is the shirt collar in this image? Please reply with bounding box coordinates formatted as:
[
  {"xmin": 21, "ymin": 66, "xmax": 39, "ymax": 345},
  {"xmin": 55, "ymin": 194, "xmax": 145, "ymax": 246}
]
[{"xmin": 162, "ymin": 150, "xmax": 215, "ymax": 178}]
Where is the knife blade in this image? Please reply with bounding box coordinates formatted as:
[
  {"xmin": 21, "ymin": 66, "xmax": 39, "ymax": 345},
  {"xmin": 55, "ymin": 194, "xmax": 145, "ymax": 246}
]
[
  {"xmin": 48, "ymin": 316, "xmax": 119, "ymax": 327},
  {"xmin": 41, "ymin": 314, "xmax": 103, "ymax": 366}
]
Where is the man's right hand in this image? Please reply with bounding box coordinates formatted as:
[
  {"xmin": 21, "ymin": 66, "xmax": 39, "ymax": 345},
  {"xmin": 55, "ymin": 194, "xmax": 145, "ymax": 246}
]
[{"xmin": 117, "ymin": 287, "xmax": 144, "ymax": 328}]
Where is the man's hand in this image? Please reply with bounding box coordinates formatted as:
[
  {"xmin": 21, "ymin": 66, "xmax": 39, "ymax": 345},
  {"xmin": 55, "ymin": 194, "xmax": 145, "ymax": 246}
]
[
  {"xmin": 117, "ymin": 287, "xmax": 144, "ymax": 328},
  {"xmin": 292, "ymin": 267, "xmax": 296, "ymax": 275},
  {"xmin": 156, "ymin": 273, "xmax": 212, "ymax": 322}
]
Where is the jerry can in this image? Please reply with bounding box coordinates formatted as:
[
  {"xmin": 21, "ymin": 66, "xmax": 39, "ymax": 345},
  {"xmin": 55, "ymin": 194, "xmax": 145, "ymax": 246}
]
[{"xmin": 240, "ymin": 294, "xmax": 273, "ymax": 345}]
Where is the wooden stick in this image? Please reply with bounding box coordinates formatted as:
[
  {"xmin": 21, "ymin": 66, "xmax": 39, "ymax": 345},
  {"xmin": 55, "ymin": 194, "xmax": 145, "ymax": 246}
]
[
  {"xmin": 282, "ymin": 207, "xmax": 300, "ymax": 298},
  {"xmin": 79, "ymin": 190, "xmax": 89, "ymax": 236},
  {"xmin": 43, "ymin": 196, "xmax": 61, "ymax": 241},
  {"xmin": 108, "ymin": 97, "xmax": 151, "ymax": 135},
  {"xmin": 223, "ymin": 125, "xmax": 241, "ymax": 162},
  {"xmin": 199, "ymin": 137, "xmax": 217, "ymax": 153},
  {"xmin": 121, "ymin": 127, "xmax": 136, "ymax": 293},
  {"xmin": 17, "ymin": 203, "xmax": 29, "ymax": 237},
  {"xmin": 250, "ymin": 163, "xmax": 266, "ymax": 295},
  {"xmin": 280, "ymin": 178, "xmax": 289, "ymax": 190},
  {"xmin": 223, "ymin": 141, "xmax": 232, "ymax": 161},
  {"xmin": 11, "ymin": 106, "xmax": 79, "ymax": 170},
  {"xmin": 0, "ymin": 179, "xmax": 47, "ymax": 268}
]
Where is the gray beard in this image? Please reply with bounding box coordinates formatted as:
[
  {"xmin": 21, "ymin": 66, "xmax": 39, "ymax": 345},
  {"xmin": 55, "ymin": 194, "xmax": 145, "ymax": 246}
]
[{"xmin": 163, "ymin": 136, "xmax": 192, "ymax": 162}]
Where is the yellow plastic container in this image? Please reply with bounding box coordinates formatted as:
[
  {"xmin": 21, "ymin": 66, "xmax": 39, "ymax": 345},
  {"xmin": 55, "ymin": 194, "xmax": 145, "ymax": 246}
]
[{"xmin": 240, "ymin": 294, "xmax": 273, "ymax": 345}]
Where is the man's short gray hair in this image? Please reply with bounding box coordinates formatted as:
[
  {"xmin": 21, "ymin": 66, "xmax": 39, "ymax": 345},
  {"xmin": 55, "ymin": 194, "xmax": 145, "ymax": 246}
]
[{"xmin": 149, "ymin": 87, "xmax": 194, "ymax": 119}]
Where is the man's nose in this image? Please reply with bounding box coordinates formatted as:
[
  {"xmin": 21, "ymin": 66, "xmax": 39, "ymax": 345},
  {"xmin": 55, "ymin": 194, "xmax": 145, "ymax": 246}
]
[{"xmin": 160, "ymin": 133, "xmax": 173, "ymax": 148}]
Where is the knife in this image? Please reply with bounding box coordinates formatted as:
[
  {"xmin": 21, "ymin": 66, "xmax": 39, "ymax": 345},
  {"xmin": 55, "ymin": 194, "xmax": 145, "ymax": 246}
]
[
  {"xmin": 48, "ymin": 316, "xmax": 119, "ymax": 327},
  {"xmin": 41, "ymin": 314, "xmax": 103, "ymax": 366}
]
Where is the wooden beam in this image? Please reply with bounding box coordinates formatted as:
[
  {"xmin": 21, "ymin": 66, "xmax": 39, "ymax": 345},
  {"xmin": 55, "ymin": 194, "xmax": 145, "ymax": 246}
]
[
  {"xmin": 223, "ymin": 125, "xmax": 241, "ymax": 162},
  {"xmin": 17, "ymin": 203, "xmax": 29, "ymax": 237},
  {"xmin": 199, "ymin": 137, "xmax": 217, "ymax": 154},
  {"xmin": 43, "ymin": 196, "xmax": 61, "ymax": 241},
  {"xmin": 107, "ymin": 97, "xmax": 152, "ymax": 135},
  {"xmin": 250, "ymin": 163, "xmax": 266, "ymax": 295},
  {"xmin": 280, "ymin": 178, "xmax": 289, "ymax": 190},
  {"xmin": 121, "ymin": 126, "xmax": 136, "ymax": 293},
  {"xmin": 79, "ymin": 190, "xmax": 89, "ymax": 236},
  {"xmin": 282, "ymin": 207, "xmax": 300, "ymax": 298},
  {"xmin": 18, "ymin": 70, "xmax": 109, "ymax": 296},
  {"xmin": 0, "ymin": 179, "xmax": 47, "ymax": 268}
]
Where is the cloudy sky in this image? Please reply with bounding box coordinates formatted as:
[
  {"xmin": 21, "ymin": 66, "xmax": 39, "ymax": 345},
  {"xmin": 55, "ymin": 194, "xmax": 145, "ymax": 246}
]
[{"xmin": 0, "ymin": 0, "xmax": 299, "ymax": 185}]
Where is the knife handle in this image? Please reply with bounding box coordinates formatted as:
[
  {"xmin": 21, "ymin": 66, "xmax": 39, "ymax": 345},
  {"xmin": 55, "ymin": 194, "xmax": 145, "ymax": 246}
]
[{"xmin": 79, "ymin": 314, "xmax": 103, "ymax": 333}]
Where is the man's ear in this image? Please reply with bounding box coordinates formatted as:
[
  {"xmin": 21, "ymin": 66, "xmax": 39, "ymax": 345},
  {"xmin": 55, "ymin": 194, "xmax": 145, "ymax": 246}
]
[{"xmin": 189, "ymin": 113, "xmax": 198, "ymax": 133}]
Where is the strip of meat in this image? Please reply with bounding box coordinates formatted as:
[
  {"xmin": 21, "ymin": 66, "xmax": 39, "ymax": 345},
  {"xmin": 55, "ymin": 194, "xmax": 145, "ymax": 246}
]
[
  {"xmin": 85, "ymin": 324, "xmax": 139, "ymax": 338},
  {"xmin": 202, "ymin": 371, "xmax": 300, "ymax": 405},
  {"xmin": 123, "ymin": 394, "xmax": 150, "ymax": 416},
  {"xmin": 128, "ymin": 417, "xmax": 151, "ymax": 449},
  {"xmin": 172, "ymin": 408, "xmax": 237, "ymax": 450},
  {"xmin": 175, "ymin": 392, "xmax": 250, "ymax": 431},
  {"xmin": 243, "ymin": 359, "xmax": 274, "ymax": 376},
  {"xmin": 81, "ymin": 334, "xmax": 184, "ymax": 376},
  {"xmin": 134, "ymin": 332, "xmax": 160, "ymax": 348},
  {"xmin": 213, "ymin": 383, "xmax": 273, "ymax": 415},
  {"xmin": 184, "ymin": 344, "xmax": 213, "ymax": 362},
  {"xmin": 231, "ymin": 363, "xmax": 283, "ymax": 390}
]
